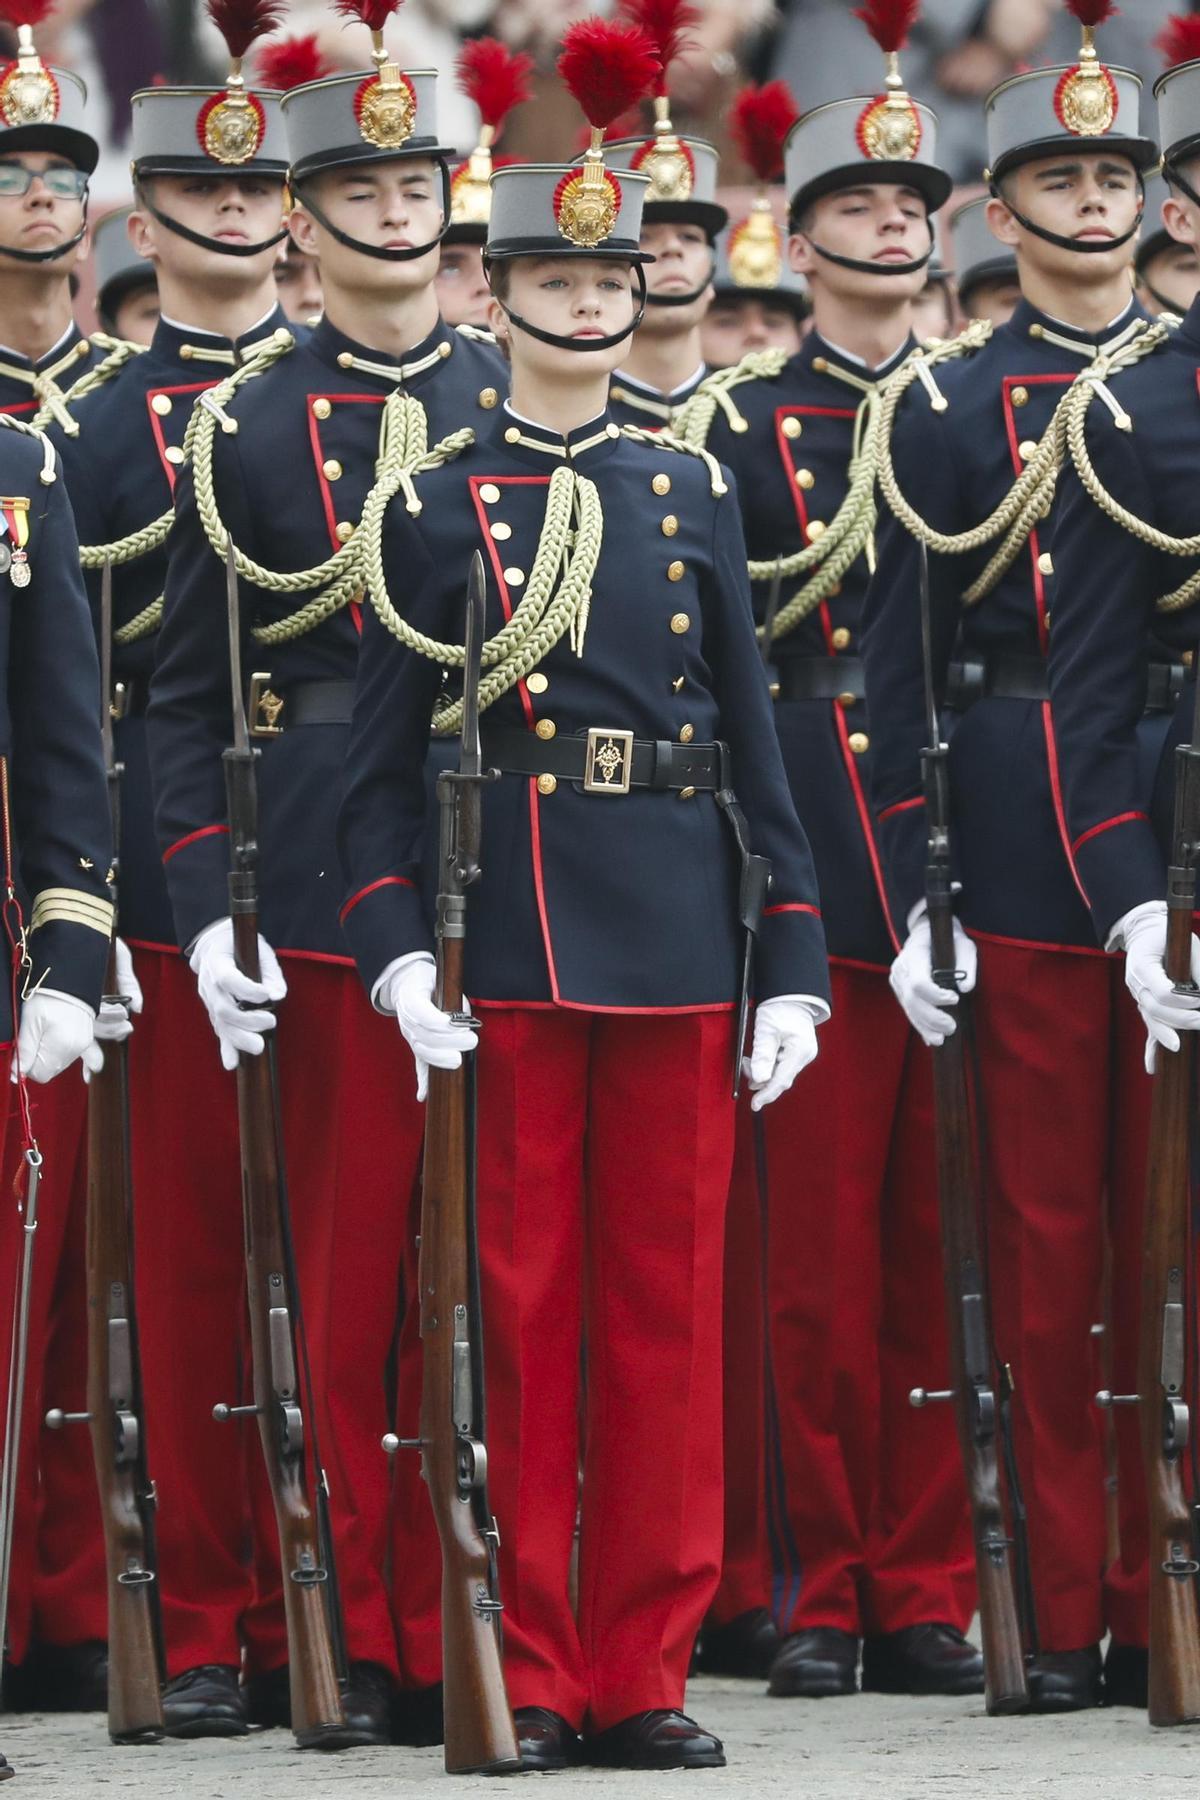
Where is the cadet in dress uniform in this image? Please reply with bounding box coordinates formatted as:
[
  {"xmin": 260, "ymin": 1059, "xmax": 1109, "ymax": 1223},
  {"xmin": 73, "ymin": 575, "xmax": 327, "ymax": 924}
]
[
  {"xmin": 147, "ymin": 2, "xmax": 507, "ymax": 1743},
  {"xmin": 1134, "ymin": 166, "xmax": 1200, "ymax": 316},
  {"xmin": 0, "ymin": 20, "xmax": 130, "ymax": 1709},
  {"xmin": 0, "ymin": 7, "xmax": 136, "ymax": 423},
  {"xmin": 947, "ymin": 196, "xmax": 1019, "ymax": 328},
  {"xmin": 604, "ymin": 3, "xmax": 725, "ymax": 431},
  {"xmin": 0, "ymin": 417, "xmax": 115, "ymax": 1711},
  {"xmin": 1046, "ymin": 23, "xmax": 1200, "ymax": 1681},
  {"xmin": 700, "ymin": 84, "xmax": 808, "ymax": 378},
  {"xmin": 863, "ymin": 4, "xmax": 1161, "ymax": 1709},
  {"xmin": 50, "ymin": 28, "xmax": 304, "ymax": 1735},
  {"xmin": 337, "ymin": 22, "xmax": 829, "ymax": 1766},
  {"xmin": 674, "ymin": 12, "xmax": 978, "ymax": 1704},
  {"xmin": 435, "ymin": 37, "xmax": 530, "ymax": 330},
  {"xmin": 91, "ymin": 210, "xmax": 158, "ymax": 346}
]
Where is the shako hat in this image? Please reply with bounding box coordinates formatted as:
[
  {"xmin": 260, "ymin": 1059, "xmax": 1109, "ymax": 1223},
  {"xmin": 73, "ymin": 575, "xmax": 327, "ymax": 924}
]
[
  {"xmin": 0, "ymin": 0, "xmax": 96, "ymax": 173},
  {"xmin": 1154, "ymin": 16, "xmax": 1200, "ymax": 186},
  {"xmin": 445, "ymin": 37, "xmax": 531, "ymax": 245},
  {"xmin": 130, "ymin": 0, "xmax": 289, "ymax": 179}
]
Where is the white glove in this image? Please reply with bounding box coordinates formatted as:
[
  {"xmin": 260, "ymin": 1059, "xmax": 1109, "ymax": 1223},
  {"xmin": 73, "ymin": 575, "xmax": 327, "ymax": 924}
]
[
  {"xmin": 1113, "ymin": 899, "xmax": 1200, "ymax": 1073},
  {"xmin": 91, "ymin": 937, "xmax": 144, "ymax": 1048},
  {"xmin": 890, "ymin": 911, "xmax": 977, "ymax": 1046},
  {"xmin": 189, "ymin": 917, "xmax": 286, "ymax": 1072},
  {"xmin": 13, "ymin": 988, "xmax": 99, "ymax": 1084},
  {"xmin": 375, "ymin": 952, "xmax": 478, "ymax": 1103},
  {"xmin": 746, "ymin": 996, "xmax": 823, "ymax": 1111}
]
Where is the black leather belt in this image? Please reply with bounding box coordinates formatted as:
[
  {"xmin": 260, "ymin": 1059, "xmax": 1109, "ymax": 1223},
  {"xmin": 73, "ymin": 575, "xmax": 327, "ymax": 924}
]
[
  {"xmin": 774, "ymin": 657, "xmax": 865, "ymax": 703},
  {"xmin": 248, "ymin": 676, "xmax": 356, "ymax": 736},
  {"xmin": 481, "ymin": 725, "xmax": 723, "ymax": 794},
  {"xmin": 945, "ymin": 654, "xmax": 1184, "ymax": 715}
]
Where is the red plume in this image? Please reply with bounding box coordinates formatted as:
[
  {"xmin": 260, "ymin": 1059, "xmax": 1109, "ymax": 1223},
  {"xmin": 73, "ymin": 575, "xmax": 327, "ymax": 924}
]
[
  {"xmin": 333, "ymin": 0, "xmax": 402, "ymax": 34},
  {"xmin": 617, "ymin": 0, "xmax": 698, "ymax": 93},
  {"xmin": 456, "ymin": 37, "xmax": 533, "ymax": 131},
  {"xmin": 207, "ymin": 0, "xmax": 287, "ymax": 59},
  {"xmin": 0, "ymin": 0, "xmax": 54, "ymax": 25},
  {"xmin": 557, "ymin": 18, "xmax": 661, "ymax": 130},
  {"xmin": 1063, "ymin": 0, "xmax": 1118, "ymax": 24},
  {"xmin": 256, "ymin": 33, "xmax": 329, "ymax": 89},
  {"xmin": 729, "ymin": 81, "xmax": 798, "ymax": 183},
  {"xmin": 1157, "ymin": 14, "xmax": 1200, "ymax": 66},
  {"xmin": 853, "ymin": 0, "xmax": 920, "ymax": 54}
]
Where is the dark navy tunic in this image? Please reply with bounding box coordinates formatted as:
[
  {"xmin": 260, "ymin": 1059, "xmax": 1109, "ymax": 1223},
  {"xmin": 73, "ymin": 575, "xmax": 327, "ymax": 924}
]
[
  {"xmin": 51, "ymin": 307, "xmax": 294, "ymax": 948},
  {"xmin": 1048, "ymin": 297, "xmax": 1200, "ymax": 942},
  {"xmin": 863, "ymin": 298, "xmax": 1163, "ymax": 951},
  {"xmin": 0, "ymin": 322, "xmax": 124, "ymax": 421},
  {"xmin": 608, "ymin": 362, "xmax": 708, "ymax": 432},
  {"xmin": 148, "ymin": 315, "xmax": 509, "ymax": 958},
  {"xmin": 338, "ymin": 406, "xmax": 829, "ymax": 1013}
]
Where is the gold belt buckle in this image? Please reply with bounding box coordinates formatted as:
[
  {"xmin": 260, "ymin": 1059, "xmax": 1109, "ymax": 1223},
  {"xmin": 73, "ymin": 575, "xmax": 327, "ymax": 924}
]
[
  {"xmin": 248, "ymin": 671, "xmax": 285, "ymax": 738},
  {"xmin": 583, "ymin": 728, "xmax": 634, "ymax": 795}
]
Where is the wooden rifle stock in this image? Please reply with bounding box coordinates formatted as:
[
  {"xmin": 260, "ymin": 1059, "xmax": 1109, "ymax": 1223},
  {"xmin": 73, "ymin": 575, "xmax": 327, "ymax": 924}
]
[
  {"xmin": 223, "ymin": 745, "xmax": 345, "ymax": 1748},
  {"xmin": 84, "ymin": 926, "xmax": 164, "ymax": 1744},
  {"xmin": 1137, "ymin": 730, "xmax": 1200, "ymax": 1727}
]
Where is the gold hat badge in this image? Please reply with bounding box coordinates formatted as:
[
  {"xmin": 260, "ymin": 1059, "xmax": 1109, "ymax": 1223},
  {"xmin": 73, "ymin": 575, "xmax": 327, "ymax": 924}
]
[
  {"xmin": 853, "ymin": 0, "xmax": 924, "ymax": 163},
  {"xmin": 339, "ymin": 0, "xmax": 415, "ymax": 151},
  {"xmin": 728, "ymin": 80, "xmax": 798, "ymax": 288},
  {"xmin": 555, "ymin": 18, "xmax": 659, "ymax": 249},
  {"xmin": 199, "ymin": 0, "xmax": 285, "ymax": 165}
]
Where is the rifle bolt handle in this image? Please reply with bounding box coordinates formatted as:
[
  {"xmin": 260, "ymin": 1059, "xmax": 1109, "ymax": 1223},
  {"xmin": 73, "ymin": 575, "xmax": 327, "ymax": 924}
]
[
  {"xmin": 909, "ymin": 1388, "xmax": 952, "ymax": 1409},
  {"xmin": 44, "ymin": 1408, "xmax": 91, "ymax": 1429},
  {"xmin": 1095, "ymin": 1390, "xmax": 1141, "ymax": 1409},
  {"xmin": 212, "ymin": 1402, "xmax": 261, "ymax": 1422},
  {"xmin": 381, "ymin": 1433, "xmax": 424, "ymax": 1454}
]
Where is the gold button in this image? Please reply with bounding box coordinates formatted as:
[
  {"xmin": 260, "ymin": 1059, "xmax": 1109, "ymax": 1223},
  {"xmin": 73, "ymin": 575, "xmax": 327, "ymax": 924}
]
[
  {"xmin": 678, "ymin": 786, "xmax": 696, "ymax": 800},
  {"xmin": 479, "ymin": 387, "xmax": 499, "ymax": 408},
  {"xmin": 504, "ymin": 566, "xmax": 525, "ymax": 586},
  {"xmin": 151, "ymin": 393, "xmax": 172, "ymax": 416},
  {"xmin": 670, "ymin": 612, "xmax": 690, "ymax": 634},
  {"xmin": 782, "ymin": 416, "xmax": 802, "ymax": 439},
  {"xmin": 661, "ymin": 514, "xmax": 678, "ymax": 537},
  {"xmin": 491, "ymin": 521, "xmax": 512, "ymax": 541},
  {"xmin": 837, "ymin": 691, "xmax": 856, "ymax": 708},
  {"xmin": 848, "ymin": 731, "xmax": 869, "ymax": 755},
  {"xmin": 812, "ymin": 356, "xmax": 828, "ymax": 373},
  {"xmin": 652, "ymin": 473, "xmax": 671, "ymax": 496},
  {"xmin": 1011, "ymin": 385, "xmax": 1028, "ymax": 407},
  {"xmin": 273, "ymin": 327, "xmax": 292, "ymax": 346},
  {"xmin": 536, "ymin": 773, "xmax": 557, "ymax": 796},
  {"xmin": 179, "ymin": 345, "xmax": 193, "ymax": 360},
  {"xmin": 438, "ymin": 341, "xmax": 452, "ymax": 358},
  {"xmin": 1018, "ymin": 438, "xmax": 1037, "ymax": 462},
  {"xmin": 679, "ymin": 723, "xmax": 694, "ymax": 744},
  {"xmin": 832, "ymin": 626, "xmax": 851, "ymax": 650},
  {"xmin": 1028, "ymin": 322, "xmax": 1044, "ymax": 339},
  {"xmin": 667, "ymin": 560, "xmax": 685, "ymax": 582},
  {"xmin": 806, "ymin": 520, "xmax": 826, "ymax": 542},
  {"xmin": 479, "ymin": 482, "xmax": 501, "ymax": 503},
  {"xmin": 323, "ymin": 459, "xmax": 342, "ymax": 480},
  {"xmin": 606, "ymin": 422, "xmax": 621, "ymax": 438},
  {"xmin": 1038, "ymin": 552, "xmax": 1053, "ymax": 576},
  {"xmin": 337, "ymin": 351, "xmax": 354, "ymax": 368},
  {"xmin": 312, "ymin": 397, "xmax": 332, "ymax": 420},
  {"xmin": 504, "ymin": 426, "xmax": 520, "ymax": 443},
  {"xmin": 535, "ymin": 718, "xmax": 556, "ymax": 740},
  {"xmin": 671, "ymin": 675, "xmax": 685, "ymax": 692},
  {"xmin": 795, "ymin": 468, "xmax": 815, "ymax": 490},
  {"xmin": 165, "ymin": 444, "xmax": 185, "ymax": 465},
  {"xmin": 526, "ymin": 672, "xmax": 548, "ymax": 694},
  {"xmin": 335, "ymin": 520, "xmax": 355, "ymax": 543}
]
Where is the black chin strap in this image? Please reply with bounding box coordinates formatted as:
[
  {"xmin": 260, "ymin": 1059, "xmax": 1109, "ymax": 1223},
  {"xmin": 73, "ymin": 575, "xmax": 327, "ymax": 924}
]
[
  {"xmin": 806, "ymin": 237, "xmax": 933, "ymax": 279},
  {"xmin": 485, "ymin": 261, "xmax": 648, "ymax": 352},
  {"xmin": 292, "ymin": 165, "xmax": 451, "ymax": 264},
  {"xmin": 1140, "ymin": 277, "xmax": 1185, "ymax": 315},
  {"xmin": 645, "ymin": 245, "xmax": 716, "ymax": 309},
  {"xmin": 139, "ymin": 190, "xmax": 288, "ymax": 258},
  {"xmin": 988, "ymin": 179, "xmax": 1144, "ymax": 257}
]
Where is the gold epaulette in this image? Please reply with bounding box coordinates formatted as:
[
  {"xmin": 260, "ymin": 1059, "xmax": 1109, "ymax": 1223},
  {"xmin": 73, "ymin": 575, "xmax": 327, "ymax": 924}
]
[
  {"xmin": 672, "ymin": 348, "xmax": 789, "ymax": 449},
  {"xmin": 617, "ymin": 424, "xmax": 729, "ymax": 497}
]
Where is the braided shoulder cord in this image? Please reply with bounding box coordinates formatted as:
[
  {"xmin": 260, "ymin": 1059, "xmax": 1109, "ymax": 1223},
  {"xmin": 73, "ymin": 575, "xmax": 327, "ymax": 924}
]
[
  {"xmin": 672, "ymin": 347, "xmax": 789, "ymax": 452},
  {"xmin": 33, "ymin": 334, "xmax": 146, "ymax": 434},
  {"xmin": 359, "ymin": 443, "xmax": 604, "ymax": 733},
  {"xmin": 0, "ymin": 411, "xmax": 56, "ymax": 485},
  {"xmin": 617, "ymin": 423, "xmax": 728, "ymax": 497},
  {"xmin": 1058, "ymin": 323, "xmax": 1200, "ymax": 611}
]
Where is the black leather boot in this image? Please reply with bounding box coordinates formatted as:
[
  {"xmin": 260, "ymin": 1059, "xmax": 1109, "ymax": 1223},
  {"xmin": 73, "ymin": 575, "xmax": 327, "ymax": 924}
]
[
  {"xmin": 768, "ymin": 1627, "xmax": 858, "ymax": 1697},
  {"xmin": 861, "ymin": 1624, "xmax": 984, "ymax": 1697}
]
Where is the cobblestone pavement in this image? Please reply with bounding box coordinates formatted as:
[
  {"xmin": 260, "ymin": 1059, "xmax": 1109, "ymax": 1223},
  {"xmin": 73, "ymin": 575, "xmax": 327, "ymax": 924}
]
[{"xmin": 7, "ymin": 1677, "xmax": 1200, "ymax": 1799}]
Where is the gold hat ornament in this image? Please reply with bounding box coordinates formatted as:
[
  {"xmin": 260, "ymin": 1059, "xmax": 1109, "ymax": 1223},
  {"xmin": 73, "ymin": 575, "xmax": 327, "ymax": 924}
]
[
  {"xmin": 554, "ymin": 17, "xmax": 659, "ymax": 249},
  {"xmin": 728, "ymin": 80, "xmax": 799, "ymax": 288}
]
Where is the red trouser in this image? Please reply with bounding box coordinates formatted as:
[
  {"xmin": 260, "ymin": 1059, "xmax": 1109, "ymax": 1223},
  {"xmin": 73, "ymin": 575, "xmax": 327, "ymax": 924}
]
[
  {"xmin": 756, "ymin": 960, "xmax": 974, "ymax": 1638},
  {"xmin": 410, "ymin": 1005, "xmax": 736, "ymax": 1731},
  {"xmin": 707, "ymin": 1120, "xmax": 770, "ymax": 1627},
  {"xmin": 126, "ymin": 947, "xmax": 254, "ymax": 1676},
  {"xmin": 970, "ymin": 937, "xmax": 1151, "ymax": 1651},
  {"xmin": 0, "ymin": 1058, "xmax": 107, "ymax": 1665},
  {"xmin": 32, "ymin": 1079, "xmax": 106, "ymax": 1650},
  {"xmin": 243, "ymin": 957, "xmax": 426, "ymax": 1678}
]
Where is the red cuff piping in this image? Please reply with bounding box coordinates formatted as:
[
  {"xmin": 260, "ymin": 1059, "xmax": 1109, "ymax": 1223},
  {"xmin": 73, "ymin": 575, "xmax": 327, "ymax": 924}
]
[
  {"xmin": 162, "ymin": 823, "xmax": 229, "ymax": 865},
  {"xmin": 339, "ymin": 874, "xmax": 414, "ymax": 924},
  {"xmin": 1072, "ymin": 811, "xmax": 1147, "ymax": 855}
]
